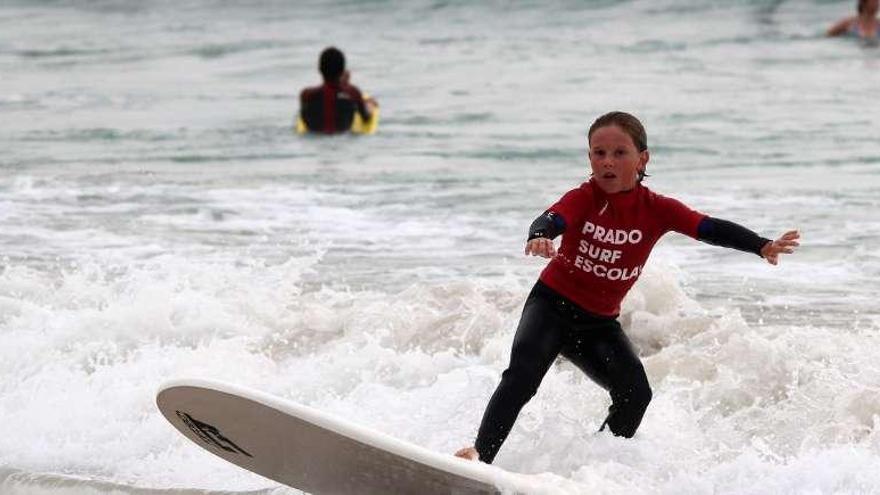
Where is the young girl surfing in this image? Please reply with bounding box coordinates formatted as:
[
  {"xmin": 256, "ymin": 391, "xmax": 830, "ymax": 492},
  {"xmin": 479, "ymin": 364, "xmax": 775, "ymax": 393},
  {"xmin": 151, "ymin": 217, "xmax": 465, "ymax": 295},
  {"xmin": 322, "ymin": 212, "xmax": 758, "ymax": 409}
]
[{"xmin": 455, "ymin": 111, "xmax": 800, "ymax": 464}]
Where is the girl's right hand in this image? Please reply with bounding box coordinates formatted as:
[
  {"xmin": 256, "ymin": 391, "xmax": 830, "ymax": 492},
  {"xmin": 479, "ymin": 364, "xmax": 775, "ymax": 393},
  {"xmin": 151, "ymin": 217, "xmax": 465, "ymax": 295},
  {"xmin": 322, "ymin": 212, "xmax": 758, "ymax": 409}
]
[{"xmin": 525, "ymin": 238, "xmax": 556, "ymax": 258}]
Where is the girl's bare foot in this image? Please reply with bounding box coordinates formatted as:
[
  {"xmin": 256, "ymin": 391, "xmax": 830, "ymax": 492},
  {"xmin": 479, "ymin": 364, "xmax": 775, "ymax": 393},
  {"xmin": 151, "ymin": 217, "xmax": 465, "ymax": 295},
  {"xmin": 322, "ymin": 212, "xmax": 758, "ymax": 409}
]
[{"xmin": 454, "ymin": 446, "xmax": 479, "ymax": 461}]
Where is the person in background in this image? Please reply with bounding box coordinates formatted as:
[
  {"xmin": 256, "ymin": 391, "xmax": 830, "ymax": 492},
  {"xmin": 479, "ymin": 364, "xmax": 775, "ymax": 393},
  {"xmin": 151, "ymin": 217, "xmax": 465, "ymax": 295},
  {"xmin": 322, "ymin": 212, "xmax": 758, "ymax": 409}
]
[
  {"xmin": 827, "ymin": 0, "xmax": 879, "ymax": 39},
  {"xmin": 299, "ymin": 47, "xmax": 378, "ymax": 134},
  {"xmin": 454, "ymin": 111, "xmax": 800, "ymax": 464}
]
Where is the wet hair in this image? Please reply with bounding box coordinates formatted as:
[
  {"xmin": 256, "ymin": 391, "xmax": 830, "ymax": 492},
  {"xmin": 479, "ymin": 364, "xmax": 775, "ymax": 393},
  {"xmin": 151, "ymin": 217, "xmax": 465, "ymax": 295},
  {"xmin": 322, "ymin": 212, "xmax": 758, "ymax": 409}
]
[
  {"xmin": 588, "ymin": 111, "xmax": 650, "ymax": 181},
  {"xmin": 319, "ymin": 47, "xmax": 345, "ymax": 82}
]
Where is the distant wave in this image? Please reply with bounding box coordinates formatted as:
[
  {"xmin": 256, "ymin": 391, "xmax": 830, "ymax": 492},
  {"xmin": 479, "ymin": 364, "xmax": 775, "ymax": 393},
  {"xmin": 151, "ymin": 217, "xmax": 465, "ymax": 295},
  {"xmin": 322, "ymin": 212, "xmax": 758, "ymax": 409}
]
[
  {"xmin": 16, "ymin": 48, "xmax": 113, "ymax": 59},
  {"xmin": 20, "ymin": 129, "xmax": 177, "ymax": 143},
  {"xmin": 186, "ymin": 40, "xmax": 288, "ymax": 60}
]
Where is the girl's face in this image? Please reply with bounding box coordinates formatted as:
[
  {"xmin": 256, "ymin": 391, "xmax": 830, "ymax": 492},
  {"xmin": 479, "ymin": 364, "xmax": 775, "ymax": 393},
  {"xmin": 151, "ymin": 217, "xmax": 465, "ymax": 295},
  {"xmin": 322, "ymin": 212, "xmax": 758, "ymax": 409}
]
[{"xmin": 588, "ymin": 125, "xmax": 649, "ymax": 194}]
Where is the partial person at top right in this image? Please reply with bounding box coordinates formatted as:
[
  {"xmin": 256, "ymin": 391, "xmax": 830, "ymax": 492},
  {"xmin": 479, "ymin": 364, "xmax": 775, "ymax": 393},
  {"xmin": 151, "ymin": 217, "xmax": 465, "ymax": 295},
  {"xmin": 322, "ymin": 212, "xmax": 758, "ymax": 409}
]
[{"xmin": 827, "ymin": 0, "xmax": 878, "ymax": 40}]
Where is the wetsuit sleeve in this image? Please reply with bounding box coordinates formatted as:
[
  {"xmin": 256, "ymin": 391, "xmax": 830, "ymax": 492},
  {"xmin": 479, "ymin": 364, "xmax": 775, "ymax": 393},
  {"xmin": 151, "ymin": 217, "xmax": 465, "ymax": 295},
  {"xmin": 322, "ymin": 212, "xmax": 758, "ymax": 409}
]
[
  {"xmin": 299, "ymin": 87, "xmax": 322, "ymax": 131},
  {"xmin": 299, "ymin": 88, "xmax": 311, "ymax": 112},
  {"xmin": 697, "ymin": 217, "xmax": 771, "ymax": 257},
  {"xmin": 348, "ymin": 85, "xmax": 372, "ymax": 121},
  {"xmin": 527, "ymin": 211, "xmax": 566, "ymax": 241}
]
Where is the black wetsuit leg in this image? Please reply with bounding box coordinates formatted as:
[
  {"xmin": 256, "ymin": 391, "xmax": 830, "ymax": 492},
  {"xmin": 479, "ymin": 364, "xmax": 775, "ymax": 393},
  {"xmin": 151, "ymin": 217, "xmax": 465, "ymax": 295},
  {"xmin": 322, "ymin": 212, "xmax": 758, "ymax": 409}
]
[
  {"xmin": 474, "ymin": 285, "xmax": 564, "ymax": 463},
  {"xmin": 559, "ymin": 317, "xmax": 652, "ymax": 439},
  {"xmin": 473, "ymin": 282, "xmax": 652, "ymax": 464}
]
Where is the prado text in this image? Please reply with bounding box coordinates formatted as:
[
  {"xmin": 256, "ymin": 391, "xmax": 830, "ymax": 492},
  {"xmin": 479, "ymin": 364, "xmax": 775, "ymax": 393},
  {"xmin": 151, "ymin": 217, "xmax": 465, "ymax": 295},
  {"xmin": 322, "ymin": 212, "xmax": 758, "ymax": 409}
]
[{"xmin": 573, "ymin": 221, "xmax": 643, "ymax": 281}]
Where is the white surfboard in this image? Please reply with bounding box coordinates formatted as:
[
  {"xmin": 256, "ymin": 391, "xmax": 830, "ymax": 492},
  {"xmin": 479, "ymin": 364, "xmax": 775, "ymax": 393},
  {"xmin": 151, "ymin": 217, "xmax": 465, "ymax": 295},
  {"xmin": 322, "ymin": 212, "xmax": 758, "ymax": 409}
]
[{"xmin": 156, "ymin": 379, "xmax": 525, "ymax": 495}]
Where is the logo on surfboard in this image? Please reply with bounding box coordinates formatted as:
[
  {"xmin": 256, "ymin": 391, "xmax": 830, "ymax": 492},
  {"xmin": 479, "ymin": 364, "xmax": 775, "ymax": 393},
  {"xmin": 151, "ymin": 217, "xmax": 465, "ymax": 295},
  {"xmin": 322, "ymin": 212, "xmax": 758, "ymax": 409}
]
[{"xmin": 176, "ymin": 410, "xmax": 253, "ymax": 458}]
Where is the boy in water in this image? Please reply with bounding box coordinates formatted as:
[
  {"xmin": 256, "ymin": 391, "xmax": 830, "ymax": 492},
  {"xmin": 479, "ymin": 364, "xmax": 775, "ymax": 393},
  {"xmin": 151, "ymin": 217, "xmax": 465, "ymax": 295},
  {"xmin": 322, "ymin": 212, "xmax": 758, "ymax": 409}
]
[
  {"xmin": 456, "ymin": 111, "xmax": 800, "ymax": 463},
  {"xmin": 299, "ymin": 47, "xmax": 377, "ymax": 134}
]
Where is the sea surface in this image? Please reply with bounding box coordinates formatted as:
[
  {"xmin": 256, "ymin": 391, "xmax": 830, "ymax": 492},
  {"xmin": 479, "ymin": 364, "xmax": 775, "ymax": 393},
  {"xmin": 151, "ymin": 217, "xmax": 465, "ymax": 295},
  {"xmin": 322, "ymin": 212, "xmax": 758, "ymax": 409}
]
[{"xmin": 1, "ymin": 1, "xmax": 879, "ymax": 494}]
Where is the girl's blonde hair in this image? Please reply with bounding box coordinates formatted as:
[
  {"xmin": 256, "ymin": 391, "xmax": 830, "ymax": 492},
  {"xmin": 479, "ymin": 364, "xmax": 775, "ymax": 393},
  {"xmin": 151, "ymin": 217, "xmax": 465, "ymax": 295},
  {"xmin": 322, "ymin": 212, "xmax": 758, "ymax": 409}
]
[{"xmin": 588, "ymin": 111, "xmax": 647, "ymax": 152}]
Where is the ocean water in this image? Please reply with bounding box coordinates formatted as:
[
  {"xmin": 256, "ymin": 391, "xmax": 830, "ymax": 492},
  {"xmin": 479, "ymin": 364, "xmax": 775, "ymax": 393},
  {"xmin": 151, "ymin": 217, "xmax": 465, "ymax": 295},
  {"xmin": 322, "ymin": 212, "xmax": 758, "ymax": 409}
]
[{"xmin": 1, "ymin": 0, "xmax": 879, "ymax": 493}]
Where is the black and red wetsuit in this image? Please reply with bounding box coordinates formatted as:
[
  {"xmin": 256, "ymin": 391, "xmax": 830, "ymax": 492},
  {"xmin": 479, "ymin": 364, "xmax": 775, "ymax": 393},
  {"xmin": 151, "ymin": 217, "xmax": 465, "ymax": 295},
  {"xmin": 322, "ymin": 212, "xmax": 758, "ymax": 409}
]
[
  {"xmin": 473, "ymin": 179, "xmax": 771, "ymax": 463},
  {"xmin": 299, "ymin": 82, "xmax": 371, "ymax": 134}
]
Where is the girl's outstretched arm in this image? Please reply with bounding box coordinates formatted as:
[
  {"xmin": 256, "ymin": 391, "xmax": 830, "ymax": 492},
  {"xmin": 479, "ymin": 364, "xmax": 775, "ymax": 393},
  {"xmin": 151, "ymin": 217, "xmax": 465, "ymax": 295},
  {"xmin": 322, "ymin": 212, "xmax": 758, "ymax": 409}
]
[
  {"xmin": 697, "ymin": 216, "xmax": 769, "ymax": 255},
  {"xmin": 760, "ymin": 230, "xmax": 800, "ymax": 265},
  {"xmin": 697, "ymin": 217, "xmax": 799, "ymax": 264}
]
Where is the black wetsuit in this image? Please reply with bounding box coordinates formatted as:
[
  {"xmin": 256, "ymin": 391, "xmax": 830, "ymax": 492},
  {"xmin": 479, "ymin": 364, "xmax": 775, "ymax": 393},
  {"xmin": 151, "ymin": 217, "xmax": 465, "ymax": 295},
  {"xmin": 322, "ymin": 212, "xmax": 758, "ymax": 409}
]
[
  {"xmin": 473, "ymin": 215, "xmax": 770, "ymax": 463},
  {"xmin": 300, "ymin": 82, "xmax": 371, "ymax": 134}
]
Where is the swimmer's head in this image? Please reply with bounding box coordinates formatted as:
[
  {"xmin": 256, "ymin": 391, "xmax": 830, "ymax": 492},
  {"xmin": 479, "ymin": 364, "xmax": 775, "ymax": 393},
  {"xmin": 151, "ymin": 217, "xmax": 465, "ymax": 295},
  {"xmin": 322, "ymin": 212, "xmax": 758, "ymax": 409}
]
[
  {"xmin": 588, "ymin": 111, "xmax": 650, "ymax": 184},
  {"xmin": 319, "ymin": 47, "xmax": 346, "ymax": 82},
  {"xmin": 858, "ymin": 0, "xmax": 879, "ymax": 15}
]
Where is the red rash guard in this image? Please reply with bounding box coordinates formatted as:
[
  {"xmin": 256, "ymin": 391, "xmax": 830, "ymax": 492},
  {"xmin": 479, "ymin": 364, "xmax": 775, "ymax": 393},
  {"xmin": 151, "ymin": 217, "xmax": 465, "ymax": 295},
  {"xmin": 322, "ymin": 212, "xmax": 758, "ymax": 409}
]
[{"xmin": 539, "ymin": 179, "xmax": 706, "ymax": 317}]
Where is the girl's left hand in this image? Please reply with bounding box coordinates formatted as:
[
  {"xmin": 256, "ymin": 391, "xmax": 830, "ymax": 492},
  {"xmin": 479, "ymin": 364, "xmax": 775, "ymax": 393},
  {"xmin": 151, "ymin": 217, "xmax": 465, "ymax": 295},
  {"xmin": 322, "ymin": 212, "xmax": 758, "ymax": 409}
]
[{"xmin": 761, "ymin": 230, "xmax": 800, "ymax": 265}]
